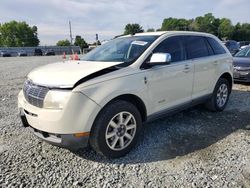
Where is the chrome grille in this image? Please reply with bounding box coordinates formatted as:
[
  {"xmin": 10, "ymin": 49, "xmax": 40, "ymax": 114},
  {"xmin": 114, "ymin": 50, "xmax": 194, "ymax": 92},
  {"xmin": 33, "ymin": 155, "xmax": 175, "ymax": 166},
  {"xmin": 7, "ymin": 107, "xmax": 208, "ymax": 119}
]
[{"xmin": 23, "ymin": 80, "xmax": 49, "ymax": 108}]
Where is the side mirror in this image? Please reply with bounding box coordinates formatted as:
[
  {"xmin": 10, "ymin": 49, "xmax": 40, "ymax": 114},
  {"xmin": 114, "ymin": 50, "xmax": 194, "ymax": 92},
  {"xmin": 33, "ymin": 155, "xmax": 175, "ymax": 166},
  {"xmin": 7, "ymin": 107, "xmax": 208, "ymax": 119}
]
[{"xmin": 149, "ymin": 53, "xmax": 171, "ymax": 66}]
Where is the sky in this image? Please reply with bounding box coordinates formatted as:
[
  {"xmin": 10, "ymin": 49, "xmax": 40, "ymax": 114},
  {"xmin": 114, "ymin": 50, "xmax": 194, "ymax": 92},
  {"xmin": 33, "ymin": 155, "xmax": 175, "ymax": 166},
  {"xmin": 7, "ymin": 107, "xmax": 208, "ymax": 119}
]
[{"xmin": 0, "ymin": 0, "xmax": 249, "ymax": 45}]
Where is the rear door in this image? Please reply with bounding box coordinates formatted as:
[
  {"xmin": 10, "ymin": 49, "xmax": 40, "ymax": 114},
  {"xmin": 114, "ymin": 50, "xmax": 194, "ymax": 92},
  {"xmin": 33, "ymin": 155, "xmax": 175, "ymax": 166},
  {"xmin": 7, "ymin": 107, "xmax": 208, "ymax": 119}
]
[
  {"xmin": 183, "ymin": 36, "xmax": 215, "ymax": 99},
  {"xmin": 206, "ymin": 36, "xmax": 229, "ymax": 89}
]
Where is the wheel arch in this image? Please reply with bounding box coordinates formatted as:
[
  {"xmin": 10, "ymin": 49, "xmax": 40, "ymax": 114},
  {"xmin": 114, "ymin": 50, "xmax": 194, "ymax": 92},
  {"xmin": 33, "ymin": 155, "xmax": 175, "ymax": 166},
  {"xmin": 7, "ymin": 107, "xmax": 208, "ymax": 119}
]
[
  {"xmin": 99, "ymin": 94, "xmax": 147, "ymax": 123},
  {"xmin": 219, "ymin": 72, "xmax": 233, "ymax": 93},
  {"xmin": 112, "ymin": 94, "xmax": 147, "ymax": 122}
]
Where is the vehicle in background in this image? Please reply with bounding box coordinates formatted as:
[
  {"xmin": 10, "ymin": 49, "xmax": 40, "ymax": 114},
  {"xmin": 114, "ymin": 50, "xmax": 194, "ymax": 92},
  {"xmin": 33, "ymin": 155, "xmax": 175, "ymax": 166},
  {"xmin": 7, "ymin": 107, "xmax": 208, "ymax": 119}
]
[
  {"xmin": 18, "ymin": 50, "xmax": 28, "ymax": 57},
  {"xmin": 238, "ymin": 41, "xmax": 250, "ymax": 50},
  {"xmin": 240, "ymin": 45, "xmax": 250, "ymax": 50},
  {"xmin": 44, "ymin": 49, "xmax": 55, "ymax": 56},
  {"xmin": 34, "ymin": 48, "xmax": 43, "ymax": 56},
  {"xmin": 223, "ymin": 40, "xmax": 240, "ymax": 55},
  {"xmin": 0, "ymin": 50, "xmax": 11, "ymax": 57},
  {"xmin": 233, "ymin": 46, "xmax": 250, "ymax": 83}
]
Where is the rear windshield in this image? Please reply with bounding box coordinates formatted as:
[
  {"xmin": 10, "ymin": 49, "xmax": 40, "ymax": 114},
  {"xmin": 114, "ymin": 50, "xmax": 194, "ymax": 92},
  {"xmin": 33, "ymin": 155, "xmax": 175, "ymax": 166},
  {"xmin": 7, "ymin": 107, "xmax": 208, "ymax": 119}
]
[{"xmin": 234, "ymin": 47, "xmax": 250, "ymax": 57}]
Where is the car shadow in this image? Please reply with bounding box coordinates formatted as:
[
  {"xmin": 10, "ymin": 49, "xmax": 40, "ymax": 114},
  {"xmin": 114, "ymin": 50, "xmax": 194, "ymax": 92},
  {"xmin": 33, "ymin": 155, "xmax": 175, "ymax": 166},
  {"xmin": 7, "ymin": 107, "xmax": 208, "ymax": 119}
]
[{"xmin": 73, "ymin": 89, "xmax": 250, "ymax": 164}]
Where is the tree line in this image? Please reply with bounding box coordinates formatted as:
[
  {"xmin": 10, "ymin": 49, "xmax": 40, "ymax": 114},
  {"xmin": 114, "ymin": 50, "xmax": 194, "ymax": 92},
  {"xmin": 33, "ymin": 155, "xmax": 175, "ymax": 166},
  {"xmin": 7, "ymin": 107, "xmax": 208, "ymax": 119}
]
[
  {"xmin": 124, "ymin": 13, "xmax": 250, "ymax": 41},
  {"xmin": 1, "ymin": 13, "xmax": 250, "ymax": 48},
  {"xmin": 56, "ymin": 36, "xmax": 88, "ymax": 52}
]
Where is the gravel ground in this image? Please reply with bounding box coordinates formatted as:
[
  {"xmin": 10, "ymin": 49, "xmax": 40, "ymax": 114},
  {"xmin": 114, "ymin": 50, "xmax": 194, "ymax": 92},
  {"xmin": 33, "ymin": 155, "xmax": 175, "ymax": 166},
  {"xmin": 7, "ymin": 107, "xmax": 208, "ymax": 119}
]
[{"xmin": 0, "ymin": 56, "xmax": 249, "ymax": 188}]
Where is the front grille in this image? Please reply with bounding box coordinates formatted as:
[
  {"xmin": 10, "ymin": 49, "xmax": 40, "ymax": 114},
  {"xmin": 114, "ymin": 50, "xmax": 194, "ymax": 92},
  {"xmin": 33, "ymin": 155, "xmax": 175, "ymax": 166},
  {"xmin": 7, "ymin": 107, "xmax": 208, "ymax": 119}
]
[{"xmin": 23, "ymin": 80, "xmax": 49, "ymax": 108}]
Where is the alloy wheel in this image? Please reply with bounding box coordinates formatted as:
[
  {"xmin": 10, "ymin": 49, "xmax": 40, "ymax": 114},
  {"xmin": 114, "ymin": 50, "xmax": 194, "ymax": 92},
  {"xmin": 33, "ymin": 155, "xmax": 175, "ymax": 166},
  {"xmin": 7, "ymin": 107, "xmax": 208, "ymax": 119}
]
[
  {"xmin": 105, "ymin": 111, "xmax": 137, "ymax": 151},
  {"xmin": 216, "ymin": 83, "xmax": 228, "ymax": 108}
]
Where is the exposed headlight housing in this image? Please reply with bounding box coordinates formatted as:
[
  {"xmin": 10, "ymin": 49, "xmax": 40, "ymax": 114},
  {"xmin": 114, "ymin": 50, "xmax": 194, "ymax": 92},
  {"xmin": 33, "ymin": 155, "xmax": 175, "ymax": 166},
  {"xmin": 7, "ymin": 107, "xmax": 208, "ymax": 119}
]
[{"xmin": 43, "ymin": 90, "xmax": 71, "ymax": 109}]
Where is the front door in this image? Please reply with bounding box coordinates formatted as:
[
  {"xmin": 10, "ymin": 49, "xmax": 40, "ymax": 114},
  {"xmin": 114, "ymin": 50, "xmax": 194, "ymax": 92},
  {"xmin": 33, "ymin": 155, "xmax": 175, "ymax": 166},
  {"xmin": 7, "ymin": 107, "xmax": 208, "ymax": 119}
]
[{"xmin": 144, "ymin": 36, "xmax": 194, "ymax": 114}]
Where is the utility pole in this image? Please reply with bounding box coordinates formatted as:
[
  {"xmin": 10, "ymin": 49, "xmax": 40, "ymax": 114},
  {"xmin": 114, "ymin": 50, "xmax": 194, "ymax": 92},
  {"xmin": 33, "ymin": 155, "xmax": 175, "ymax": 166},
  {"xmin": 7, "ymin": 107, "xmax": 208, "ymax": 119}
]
[
  {"xmin": 69, "ymin": 21, "xmax": 73, "ymax": 45},
  {"xmin": 95, "ymin": 33, "xmax": 99, "ymax": 47}
]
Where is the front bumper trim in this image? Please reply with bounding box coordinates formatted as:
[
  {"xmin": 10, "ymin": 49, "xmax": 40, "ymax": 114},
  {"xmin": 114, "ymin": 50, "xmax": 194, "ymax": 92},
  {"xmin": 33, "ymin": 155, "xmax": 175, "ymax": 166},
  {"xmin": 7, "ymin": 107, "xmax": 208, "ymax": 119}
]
[{"xmin": 19, "ymin": 108, "xmax": 89, "ymax": 150}]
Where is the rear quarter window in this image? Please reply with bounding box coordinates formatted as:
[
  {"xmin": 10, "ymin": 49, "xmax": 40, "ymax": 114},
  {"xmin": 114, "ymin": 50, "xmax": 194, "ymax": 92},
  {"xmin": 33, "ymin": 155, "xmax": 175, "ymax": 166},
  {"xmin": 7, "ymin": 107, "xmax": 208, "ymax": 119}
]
[{"xmin": 206, "ymin": 37, "xmax": 226, "ymax": 55}]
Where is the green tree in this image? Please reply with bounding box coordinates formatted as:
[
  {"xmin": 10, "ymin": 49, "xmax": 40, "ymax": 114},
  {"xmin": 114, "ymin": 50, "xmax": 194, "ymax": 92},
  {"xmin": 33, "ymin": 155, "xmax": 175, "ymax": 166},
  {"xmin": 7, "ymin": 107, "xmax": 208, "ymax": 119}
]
[
  {"xmin": 56, "ymin": 39, "xmax": 71, "ymax": 46},
  {"xmin": 158, "ymin": 13, "xmax": 250, "ymax": 41},
  {"xmin": 147, "ymin": 28, "xmax": 155, "ymax": 32},
  {"xmin": 0, "ymin": 21, "xmax": 39, "ymax": 47},
  {"xmin": 232, "ymin": 23, "xmax": 250, "ymax": 41},
  {"xmin": 74, "ymin": 35, "xmax": 88, "ymax": 51},
  {"xmin": 161, "ymin": 18, "xmax": 191, "ymax": 31},
  {"xmin": 193, "ymin": 13, "xmax": 220, "ymax": 35},
  {"xmin": 0, "ymin": 24, "xmax": 2, "ymax": 47},
  {"xmin": 124, "ymin": 23, "xmax": 144, "ymax": 35},
  {"xmin": 218, "ymin": 18, "xmax": 234, "ymax": 40}
]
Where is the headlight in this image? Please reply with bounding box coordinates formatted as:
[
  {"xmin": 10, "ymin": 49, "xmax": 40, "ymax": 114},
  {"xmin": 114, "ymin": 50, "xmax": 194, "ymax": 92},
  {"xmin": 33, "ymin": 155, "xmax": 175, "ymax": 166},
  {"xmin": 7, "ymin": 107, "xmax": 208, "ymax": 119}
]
[{"xmin": 43, "ymin": 90, "xmax": 71, "ymax": 109}]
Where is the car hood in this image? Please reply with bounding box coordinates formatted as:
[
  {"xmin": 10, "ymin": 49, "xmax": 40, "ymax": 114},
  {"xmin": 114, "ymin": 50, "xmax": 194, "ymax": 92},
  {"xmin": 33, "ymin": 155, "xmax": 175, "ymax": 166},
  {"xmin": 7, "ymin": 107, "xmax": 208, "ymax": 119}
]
[
  {"xmin": 28, "ymin": 60, "xmax": 122, "ymax": 88},
  {"xmin": 233, "ymin": 57, "xmax": 250, "ymax": 67}
]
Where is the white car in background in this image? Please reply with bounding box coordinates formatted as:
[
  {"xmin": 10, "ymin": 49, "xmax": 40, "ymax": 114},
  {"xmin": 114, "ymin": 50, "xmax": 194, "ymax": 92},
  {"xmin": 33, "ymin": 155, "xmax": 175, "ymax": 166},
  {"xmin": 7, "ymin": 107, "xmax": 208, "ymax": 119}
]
[
  {"xmin": 18, "ymin": 31, "xmax": 233, "ymax": 158},
  {"xmin": 240, "ymin": 45, "xmax": 250, "ymax": 50},
  {"xmin": 238, "ymin": 41, "xmax": 250, "ymax": 50}
]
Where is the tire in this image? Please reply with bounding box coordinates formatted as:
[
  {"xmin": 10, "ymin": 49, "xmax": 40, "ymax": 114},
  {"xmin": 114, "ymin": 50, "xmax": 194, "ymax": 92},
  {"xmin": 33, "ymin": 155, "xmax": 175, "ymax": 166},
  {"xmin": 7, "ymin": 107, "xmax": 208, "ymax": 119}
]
[
  {"xmin": 89, "ymin": 100, "xmax": 142, "ymax": 158},
  {"xmin": 205, "ymin": 78, "xmax": 230, "ymax": 112}
]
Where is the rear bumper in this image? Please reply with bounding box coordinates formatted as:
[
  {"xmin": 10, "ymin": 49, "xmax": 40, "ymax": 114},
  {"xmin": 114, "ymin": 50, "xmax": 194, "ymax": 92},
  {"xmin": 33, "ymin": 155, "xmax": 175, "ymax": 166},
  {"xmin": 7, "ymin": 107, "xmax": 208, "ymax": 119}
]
[{"xmin": 19, "ymin": 108, "xmax": 89, "ymax": 150}]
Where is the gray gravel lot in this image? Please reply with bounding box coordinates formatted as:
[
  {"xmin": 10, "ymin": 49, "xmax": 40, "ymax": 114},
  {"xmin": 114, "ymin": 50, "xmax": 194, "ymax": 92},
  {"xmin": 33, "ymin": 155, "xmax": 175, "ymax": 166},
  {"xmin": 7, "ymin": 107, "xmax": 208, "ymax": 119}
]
[{"xmin": 0, "ymin": 56, "xmax": 249, "ymax": 187}]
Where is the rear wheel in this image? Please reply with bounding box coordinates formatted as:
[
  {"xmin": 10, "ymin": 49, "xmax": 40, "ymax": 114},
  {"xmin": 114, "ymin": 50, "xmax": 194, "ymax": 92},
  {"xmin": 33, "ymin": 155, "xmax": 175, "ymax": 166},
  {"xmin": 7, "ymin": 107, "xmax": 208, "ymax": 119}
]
[
  {"xmin": 205, "ymin": 78, "xmax": 230, "ymax": 112},
  {"xmin": 90, "ymin": 100, "xmax": 142, "ymax": 158}
]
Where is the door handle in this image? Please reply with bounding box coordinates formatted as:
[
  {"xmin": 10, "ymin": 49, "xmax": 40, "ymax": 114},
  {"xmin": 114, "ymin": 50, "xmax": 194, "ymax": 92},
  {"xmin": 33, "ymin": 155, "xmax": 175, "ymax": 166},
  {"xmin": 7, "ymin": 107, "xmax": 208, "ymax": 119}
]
[{"xmin": 183, "ymin": 64, "xmax": 190, "ymax": 73}]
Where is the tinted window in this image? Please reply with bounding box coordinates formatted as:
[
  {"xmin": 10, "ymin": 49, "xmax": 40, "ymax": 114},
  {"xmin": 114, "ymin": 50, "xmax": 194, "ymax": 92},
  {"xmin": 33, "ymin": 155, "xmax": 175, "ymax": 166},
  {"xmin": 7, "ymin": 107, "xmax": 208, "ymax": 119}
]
[
  {"xmin": 206, "ymin": 37, "xmax": 226, "ymax": 55},
  {"xmin": 153, "ymin": 36, "xmax": 185, "ymax": 62},
  {"xmin": 183, "ymin": 36, "xmax": 209, "ymax": 59},
  {"xmin": 204, "ymin": 38, "xmax": 214, "ymax": 56}
]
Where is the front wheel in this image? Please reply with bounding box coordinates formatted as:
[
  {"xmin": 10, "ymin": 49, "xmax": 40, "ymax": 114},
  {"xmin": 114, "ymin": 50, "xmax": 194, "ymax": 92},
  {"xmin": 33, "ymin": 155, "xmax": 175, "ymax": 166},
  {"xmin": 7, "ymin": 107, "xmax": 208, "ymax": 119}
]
[
  {"xmin": 205, "ymin": 78, "xmax": 230, "ymax": 112},
  {"xmin": 89, "ymin": 100, "xmax": 142, "ymax": 158}
]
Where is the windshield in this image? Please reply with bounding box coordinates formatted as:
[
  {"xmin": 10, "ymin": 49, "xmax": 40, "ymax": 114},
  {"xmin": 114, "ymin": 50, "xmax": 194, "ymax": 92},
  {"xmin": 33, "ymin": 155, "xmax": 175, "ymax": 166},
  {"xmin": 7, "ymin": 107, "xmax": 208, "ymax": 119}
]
[
  {"xmin": 81, "ymin": 36, "xmax": 158, "ymax": 62},
  {"xmin": 234, "ymin": 47, "xmax": 250, "ymax": 58}
]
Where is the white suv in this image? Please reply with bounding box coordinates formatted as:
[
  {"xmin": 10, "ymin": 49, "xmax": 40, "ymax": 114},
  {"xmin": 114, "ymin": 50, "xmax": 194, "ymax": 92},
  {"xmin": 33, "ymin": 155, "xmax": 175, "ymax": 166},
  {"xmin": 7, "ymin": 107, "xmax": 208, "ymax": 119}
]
[{"xmin": 18, "ymin": 31, "xmax": 233, "ymax": 158}]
